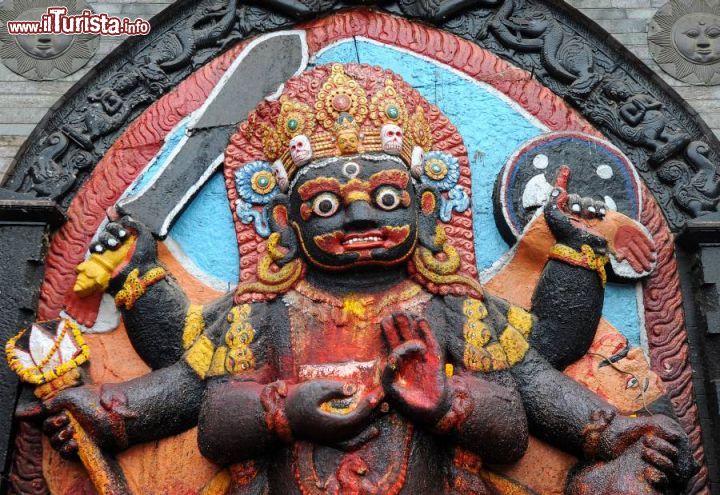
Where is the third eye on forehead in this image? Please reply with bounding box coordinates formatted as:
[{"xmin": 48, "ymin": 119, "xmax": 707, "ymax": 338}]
[
  {"xmin": 315, "ymin": 158, "xmax": 407, "ymax": 182},
  {"xmin": 343, "ymin": 161, "xmax": 360, "ymax": 178}
]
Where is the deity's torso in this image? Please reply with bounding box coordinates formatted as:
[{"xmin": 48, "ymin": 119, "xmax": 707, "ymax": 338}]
[
  {"xmin": 186, "ymin": 279, "xmax": 532, "ymax": 495},
  {"xmin": 271, "ymin": 280, "xmax": 451, "ymax": 495}
]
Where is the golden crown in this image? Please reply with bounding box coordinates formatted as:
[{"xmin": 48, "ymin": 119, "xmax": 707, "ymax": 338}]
[{"xmin": 249, "ymin": 64, "xmax": 434, "ymax": 182}]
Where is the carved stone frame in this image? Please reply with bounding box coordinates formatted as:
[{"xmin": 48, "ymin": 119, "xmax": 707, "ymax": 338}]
[{"xmin": 1, "ymin": 0, "xmax": 720, "ymax": 493}]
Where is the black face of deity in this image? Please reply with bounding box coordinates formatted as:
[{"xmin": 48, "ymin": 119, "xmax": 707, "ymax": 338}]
[{"xmin": 288, "ymin": 157, "xmax": 419, "ymax": 270}]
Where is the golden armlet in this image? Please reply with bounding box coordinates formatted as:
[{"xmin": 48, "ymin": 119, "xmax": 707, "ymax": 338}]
[
  {"xmin": 114, "ymin": 267, "xmax": 167, "ymax": 310},
  {"xmin": 548, "ymin": 244, "xmax": 608, "ymax": 286}
]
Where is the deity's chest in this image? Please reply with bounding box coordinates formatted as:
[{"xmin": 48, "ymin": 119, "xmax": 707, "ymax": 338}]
[{"xmin": 281, "ymin": 282, "xmax": 431, "ymax": 385}]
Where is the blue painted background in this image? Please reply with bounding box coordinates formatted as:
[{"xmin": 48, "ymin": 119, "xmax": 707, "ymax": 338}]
[{"xmin": 124, "ymin": 38, "xmax": 643, "ymax": 346}]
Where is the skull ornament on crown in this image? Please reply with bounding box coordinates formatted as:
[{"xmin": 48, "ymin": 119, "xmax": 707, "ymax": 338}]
[
  {"xmin": 381, "ymin": 124, "xmax": 404, "ymax": 155},
  {"xmin": 271, "ymin": 160, "xmax": 290, "ymax": 192},
  {"xmin": 289, "ymin": 134, "xmax": 313, "ymax": 167}
]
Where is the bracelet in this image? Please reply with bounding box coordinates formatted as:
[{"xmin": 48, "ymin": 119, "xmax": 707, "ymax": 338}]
[
  {"xmin": 114, "ymin": 267, "xmax": 167, "ymax": 310},
  {"xmin": 434, "ymin": 377, "xmax": 474, "ymax": 434},
  {"xmin": 581, "ymin": 409, "xmax": 616, "ymax": 460},
  {"xmin": 549, "ymin": 244, "xmax": 608, "ymax": 286},
  {"xmin": 260, "ymin": 381, "xmax": 293, "ymax": 443}
]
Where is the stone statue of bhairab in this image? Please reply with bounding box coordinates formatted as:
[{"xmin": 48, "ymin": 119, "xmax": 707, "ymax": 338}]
[{"xmin": 10, "ymin": 64, "xmax": 697, "ymax": 494}]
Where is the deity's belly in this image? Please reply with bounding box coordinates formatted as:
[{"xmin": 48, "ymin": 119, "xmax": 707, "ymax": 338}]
[{"xmin": 266, "ymin": 423, "xmax": 451, "ymax": 495}]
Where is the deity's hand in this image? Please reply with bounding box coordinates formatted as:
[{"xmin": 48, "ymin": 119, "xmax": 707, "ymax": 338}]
[
  {"xmin": 381, "ymin": 313, "xmax": 451, "ymax": 426},
  {"xmin": 74, "ymin": 215, "xmax": 158, "ymax": 297},
  {"xmin": 567, "ymin": 440, "xmax": 674, "ymax": 495},
  {"xmin": 594, "ymin": 413, "xmax": 697, "ymax": 489},
  {"xmin": 38, "ymin": 384, "xmax": 135, "ymax": 458},
  {"xmin": 95, "ymin": 216, "xmax": 157, "ymax": 274},
  {"xmin": 544, "ymin": 166, "xmax": 608, "ymax": 254},
  {"xmin": 284, "ymin": 380, "xmax": 384, "ymax": 444}
]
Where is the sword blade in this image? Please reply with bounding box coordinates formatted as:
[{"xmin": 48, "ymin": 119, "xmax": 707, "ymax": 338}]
[{"xmin": 118, "ymin": 31, "xmax": 308, "ymax": 237}]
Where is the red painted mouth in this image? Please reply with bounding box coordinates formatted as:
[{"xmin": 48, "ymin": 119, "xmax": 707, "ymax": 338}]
[{"xmin": 314, "ymin": 226, "xmax": 411, "ymax": 255}]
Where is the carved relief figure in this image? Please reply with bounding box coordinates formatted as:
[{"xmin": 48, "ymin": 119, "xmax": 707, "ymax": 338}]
[
  {"xmin": 488, "ymin": 0, "xmax": 598, "ymax": 95},
  {"xmin": 658, "ymin": 140, "xmax": 720, "ymax": 215},
  {"xmin": 62, "ymin": 61, "xmax": 169, "ymax": 151},
  {"xmin": 592, "ymin": 79, "xmax": 690, "ymax": 164},
  {"xmin": 9, "ymin": 64, "xmax": 697, "ymax": 494}
]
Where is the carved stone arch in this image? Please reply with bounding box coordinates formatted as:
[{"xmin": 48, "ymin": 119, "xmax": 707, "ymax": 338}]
[{"xmin": 1, "ymin": 1, "xmax": 719, "ymax": 494}]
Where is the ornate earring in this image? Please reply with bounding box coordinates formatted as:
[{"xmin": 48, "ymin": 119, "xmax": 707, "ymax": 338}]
[
  {"xmin": 236, "ymin": 233, "xmax": 304, "ymax": 297},
  {"xmin": 411, "ymin": 224, "xmax": 483, "ymax": 297}
]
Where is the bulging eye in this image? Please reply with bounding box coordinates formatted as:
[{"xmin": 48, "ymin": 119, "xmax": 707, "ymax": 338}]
[
  {"xmin": 312, "ymin": 192, "xmax": 340, "ymax": 217},
  {"xmin": 625, "ymin": 376, "xmax": 639, "ymax": 389},
  {"xmin": 375, "ymin": 186, "xmax": 402, "ymax": 211},
  {"xmin": 708, "ymin": 27, "xmax": 720, "ymax": 38},
  {"xmin": 684, "ymin": 29, "xmax": 700, "ymax": 38}
]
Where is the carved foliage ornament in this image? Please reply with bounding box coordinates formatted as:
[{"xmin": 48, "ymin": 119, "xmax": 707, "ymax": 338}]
[{"xmin": 649, "ymin": 0, "xmax": 720, "ymax": 85}]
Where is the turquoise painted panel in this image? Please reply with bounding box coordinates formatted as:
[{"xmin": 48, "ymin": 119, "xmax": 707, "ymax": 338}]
[
  {"xmin": 125, "ymin": 117, "xmax": 191, "ymax": 197},
  {"xmin": 604, "ymin": 282, "xmax": 641, "ymax": 347},
  {"xmin": 167, "ymin": 172, "xmax": 239, "ymax": 285}
]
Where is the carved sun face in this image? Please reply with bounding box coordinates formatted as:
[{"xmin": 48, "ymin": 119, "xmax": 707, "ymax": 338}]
[
  {"xmin": 649, "ymin": 0, "xmax": 720, "ymax": 85},
  {"xmin": 0, "ymin": 0, "xmax": 98, "ymax": 81},
  {"xmin": 673, "ymin": 13, "xmax": 720, "ymax": 64}
]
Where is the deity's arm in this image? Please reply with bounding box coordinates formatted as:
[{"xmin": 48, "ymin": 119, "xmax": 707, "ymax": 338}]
[
  {"xmin": 107, "ymin": 360, "xmax": 206, "ymax": 446},
  {"xmin": 42, "ymin": 297, "xmax": 241, "ymax": 456},
  {"xmin": 198, "ymin": 374, "xmax": 280, "ymax": 465},
  {"xmin": 198, "ymin": 299, "xmax": 291, "ymax": 465},
  {"xmin": 199, "ymin": 298, "xmax": 386, "ymax": 465},
  {"xmin": 435, "ymin": 370, "xmax": 529, "ymax": 464},
  {"xmin": 510, "ymin": 347, "xmax": 696, "ymax": 486},
  {"xmin": 529, "ymin": 259, "xmax": 604, "ymax": 369},
  {"xmin": 77, "ymin": 218, "xmax": 237, "ymax": 369},
  {"xmin": 110, "ymin": 270, "xmax": 243, "ymax": 369},
  {"xmin": 112, "ymin": 274, "xmax": 191, "ymax": 368},
  {"xmin": 43, "ymin": 359, "xmax": 206, "ymax": 454},
  {"xmin": 419, "ymin": 297, "xmax": 528, "ymax": 463},
  {"xmin": 510, "ymin": 348, "xmax": 615, "ymax": 457}
]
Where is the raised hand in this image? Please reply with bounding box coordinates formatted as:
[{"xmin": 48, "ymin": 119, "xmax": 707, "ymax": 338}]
[
  {"xmin": 92, "ymin": 215, "xmax": 157, "ymax": 273},
  {"xmin": 284, "ymin": 379, "xmax": 383, "ymax": 444},
  {"xmin": 544, "ymin": 166, "xmax": 609, "ymax": 254},
  {"xmin": 611, "ymin": 224, "xmax": 656, "ymax": 274},
  {"xmin": 381, "ymin": 313, "xmax": 450, "ymax": 426},
  {"xmin": 74, "ymin": 215, "xmax": 159, "ymax": 297}
]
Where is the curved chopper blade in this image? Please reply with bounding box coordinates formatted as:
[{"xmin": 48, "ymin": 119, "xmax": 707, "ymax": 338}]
[{"xmin": 118, "ymin": 31, "xmax": 308, "ymax": 237}]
